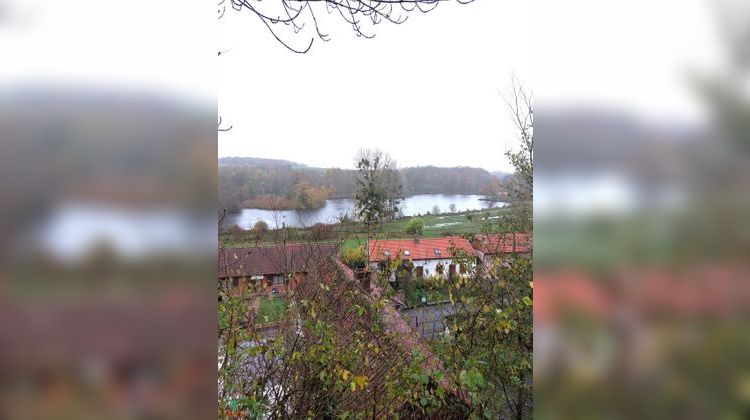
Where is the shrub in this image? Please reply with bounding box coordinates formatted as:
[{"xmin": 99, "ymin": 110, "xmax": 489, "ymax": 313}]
[
  {"xmin": 229, "ymin": 224, "xmax": 244, "ymax": 235},
  {"xmin": 309, "ymin": 223, "xmax": 332, "ymax": 241},
  {"xmin": 342, "ymin": 246, "xmax": 367, "ymax": 270},
  {"xmin": 253, "ymin": 220, "xmax": 269, "ymax": 233},
  {"xmin": 405, "ymin": 218, "xmax": 424, "ymax": 236}
]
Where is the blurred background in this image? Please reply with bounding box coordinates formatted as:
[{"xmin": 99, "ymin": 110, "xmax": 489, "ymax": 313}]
[
  {"xmin": 534, "ymin": 0, "xmax": 750, "ymax": 418},
  {"xmin": 3, "ymin": 0, "xmax": 749, "ymax": 418},
  {"xmin": 0, "ymin": 0, "xmax": 216, "ymax": 418}
]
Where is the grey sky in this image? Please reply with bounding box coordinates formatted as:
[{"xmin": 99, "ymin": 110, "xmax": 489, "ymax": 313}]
[
  {"xmin": 218, "ymin": 1, "xmax": 532, "ymax": 172},
  {"xmin": 0, "ymin": 0, "xmax": 215, "ymax": 105},
  {"xmin": 0, "ymin": 0, "xmax": 723, "ymax": 173},
  {"xmin": 535, "ymin": 0, "xmax": 724, "ymax": 125}
]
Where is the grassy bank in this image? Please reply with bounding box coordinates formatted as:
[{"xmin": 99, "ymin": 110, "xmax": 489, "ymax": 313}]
[
  {"xmin": 221, "ymin": 207, "xmax": 510, "ymax": 250},
  {"xmin": 337, "ymin": 208, "xmax": 510, "ymax": 251}
]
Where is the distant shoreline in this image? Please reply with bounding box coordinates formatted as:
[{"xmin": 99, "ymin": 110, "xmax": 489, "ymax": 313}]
[
  {"xmin": 478, "ymin": 196, "xmax": 509, "ymax": 203},
  {"xmin": 239, "ymin": 195, "xmax": 325, "ymax": 211},
  {"xmin": 230, "ymin": 193, "xmax": 505, "ymax": 213}
]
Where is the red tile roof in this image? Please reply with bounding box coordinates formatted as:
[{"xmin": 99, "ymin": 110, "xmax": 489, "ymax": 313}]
[
  {"xmin": 368, "ymin": 237, "xmax": 475, "ymax": 263},
  {"xmin": 534, "ymin": 270, "xmax": 612, "ymax": 325},
  {"xmin": 473, "ymin": 233, "xmax": 532, "ymax": 254},
  {"xmin": 535, "ymin": 265, "xmax": 750, "ymax": 324},
  {"xmin": 218, "ymin": 242, "xmax": 340, "ymax": 278}
]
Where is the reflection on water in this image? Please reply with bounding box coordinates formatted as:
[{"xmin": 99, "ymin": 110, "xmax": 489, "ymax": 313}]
[
  {"xmin": 34, "ymin": 202, "xmax": 215, "ymax": 261},
  {"xmin": 232, "ymin": 194, "xmax": 503, "ymax": 229}
]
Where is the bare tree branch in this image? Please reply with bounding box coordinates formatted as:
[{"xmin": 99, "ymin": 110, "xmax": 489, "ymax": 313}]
[
  {"xmin": 218, "ymin": 116, "xmax": 233, "ymax": 132},
  {"xmin": 219, "ymin": 0, "xmax": 474, "ymax": 53}
]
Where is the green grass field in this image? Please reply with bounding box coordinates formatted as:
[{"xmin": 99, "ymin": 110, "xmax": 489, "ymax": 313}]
[
  {"xmin": 221, "ymin": 207, "xmax": 510, "ymax": 251},
  {"xmin": 340, "ymin": 208, "xmax": 508, "ymax": 250},
  {"xmin": 257, "ymin": 297, "xmax": 286, "ymax": 324}
]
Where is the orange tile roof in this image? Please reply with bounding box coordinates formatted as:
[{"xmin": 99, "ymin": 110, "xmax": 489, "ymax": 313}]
[{"xmin": 368, "ymin": 236, "xmax": 475, "ymax": 262}]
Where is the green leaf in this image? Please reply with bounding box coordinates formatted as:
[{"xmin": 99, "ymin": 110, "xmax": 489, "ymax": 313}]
[
  {"xmin": 411, "ymin": 373, "xmax": 429, "ymax": 385},
  {"xmin": 462, "ymin": 368, "xmax": 486, "ymax": 391},
  {"xmin": 522, "ymin": 296, "xmax": 532, "ymax": 306}
]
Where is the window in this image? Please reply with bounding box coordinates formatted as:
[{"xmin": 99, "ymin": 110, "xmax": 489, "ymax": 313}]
[
  {"xmin": 384, "ymin": 250, "xmax": 391, "ymax": 258},
  {"xmin": 403, "ymin": 250, "xmax": 410, "ymax": 256},
  {"xmin": 434, "ymin": 248, "xmax": 441, "ymax": 256},
  {"xmin": 273, "ymin": 275, "xmax": 285, "ymax": 286},
  {"xmin": 232, "ymin": 277, "xmax": 239, "ymax": 287},
  {"xmin": 415, "ymin": 266, "xmax": 424, "ymax": 278}
]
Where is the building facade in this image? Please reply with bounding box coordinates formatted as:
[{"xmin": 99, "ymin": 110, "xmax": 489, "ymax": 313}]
[
  {"xmin": 367, "ymin": 237, "xmax": 476, "ymax": 281},
  {"xmin": 218, "ymin": 242, "xmax": 340, "ymax": 296}
]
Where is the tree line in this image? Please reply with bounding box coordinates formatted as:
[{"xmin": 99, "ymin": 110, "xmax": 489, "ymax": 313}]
[{"xmin": 219, "ymin": 158, "xmax": 502, "ymax": 213}]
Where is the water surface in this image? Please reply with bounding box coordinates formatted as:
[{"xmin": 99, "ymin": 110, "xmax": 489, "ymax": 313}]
[{"xmin": 232, "ymin": 194, "xmax": 503, "ymax": 229}]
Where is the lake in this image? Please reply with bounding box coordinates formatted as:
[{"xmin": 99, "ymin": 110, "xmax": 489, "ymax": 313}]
[
  {"xmin": 231, "ymin": 194, "xmax": 504, "ymax": 229},
  {"xmin": 36, "ymin": 202, "xmax": 215, "ymax": 261}
]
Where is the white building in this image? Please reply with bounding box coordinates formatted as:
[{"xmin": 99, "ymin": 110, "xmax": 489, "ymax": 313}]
[{"xmin": 367, "ymin": 237, "xmax": 477, "ymax": 282}]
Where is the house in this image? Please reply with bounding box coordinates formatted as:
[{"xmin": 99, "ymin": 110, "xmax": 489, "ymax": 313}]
[
  {"xmin": 218, "ymin": 242, "xmax": 340, "ymax": 296},
  {"xmin": 471, "ymin": 233, "xmax": 531, "ymax": 265},
  {"xmin": 368, "ymin": 237, "xmax": 476, "ymax": 281}
]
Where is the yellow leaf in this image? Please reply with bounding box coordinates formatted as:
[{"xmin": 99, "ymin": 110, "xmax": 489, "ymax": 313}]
[
  {"xmin": 341, "ymin": 369, "xmax": 351, "ymax": 381},
  {"xmin": 354, "ymin": 375, "xmax": 369, "ymax": 390}
]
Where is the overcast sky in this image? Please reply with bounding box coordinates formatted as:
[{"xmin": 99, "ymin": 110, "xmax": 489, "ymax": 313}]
[
  {"xmin": 535, "ymin": 0, "xmax": 724, "ymax": 126},
  {"xmin": 218, "ymin": 1, "xmax": 533, "ymax": 172},
  {"xmin": 0, "ymin": 0, "xmax": 215, "ymax": 105},
  {"xmin": 0, "ymin": 0, "xmax": 724, "ymax": 173}
]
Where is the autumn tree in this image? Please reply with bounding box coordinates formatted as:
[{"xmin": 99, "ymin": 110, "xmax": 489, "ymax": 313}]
[
  {"xmin": 293, "ymin": 181, "xmax": 333, "ymax": 209},
  {"xmin": 431, "ymin": 79, "xmax": 534, "ymax": 419}
]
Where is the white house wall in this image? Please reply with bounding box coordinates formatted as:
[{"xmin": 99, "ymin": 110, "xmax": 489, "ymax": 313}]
[
  {"xmin": 412, "ymin": 258, "xmax": 455, "ymax": 277},
  {"xmin": 371, "ymin": 258, "xmax": 463, "ymax": 279}
]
